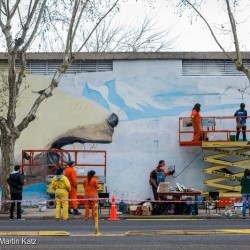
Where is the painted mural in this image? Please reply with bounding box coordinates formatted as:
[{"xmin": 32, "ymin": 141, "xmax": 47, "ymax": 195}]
[
  {"xmin": 0, "ymin": 58, "xmax": 249, "ymax": 203},
  {"xmin": 58, "ymin": 60, "xmax": 250, "ymax": 201},
  {"xmin": 0, "ymin": 74, "xmax": 119, "ymax": 204}
]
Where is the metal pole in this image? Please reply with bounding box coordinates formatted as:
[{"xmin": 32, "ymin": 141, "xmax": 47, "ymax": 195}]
[{"xmin": 94, "ymin": 202, "xmax": 99, "ymax": 235}]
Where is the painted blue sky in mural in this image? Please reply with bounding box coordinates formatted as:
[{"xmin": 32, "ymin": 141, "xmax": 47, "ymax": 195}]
[{"xmin": 82, "ymin": 79, "xmax": 238, "ymax": 121}]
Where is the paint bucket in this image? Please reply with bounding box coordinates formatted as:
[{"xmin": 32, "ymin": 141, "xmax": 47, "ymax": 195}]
[
  {"xmin": 38, "ymin": 199, "xmax": 47, "ymax": 212},
  {"xmin": 230, "ymin": 135, "xmax": 236, "ymax": 141},
  {"xmin": 234, "ymin": 202, "xmax": 243, "ymax": 215}
]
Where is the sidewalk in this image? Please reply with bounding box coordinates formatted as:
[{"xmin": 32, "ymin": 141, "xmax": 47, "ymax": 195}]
[{"xmin": 0, "ymin": 206, "xmax": 243, "ymax": 220}]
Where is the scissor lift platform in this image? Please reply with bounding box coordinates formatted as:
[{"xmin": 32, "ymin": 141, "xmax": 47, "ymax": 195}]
[{"xmin": 179, "ymin": 116, "xmax": 250, "ymax": 198}]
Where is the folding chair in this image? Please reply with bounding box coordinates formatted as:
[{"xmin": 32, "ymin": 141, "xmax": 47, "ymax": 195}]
[
  {"xmin": 98, "ymin": 193, "xmax": 110, "ymax": 214},
  {"xmin": 206, "ymin": 191, "xmax": 220, "ymax": 214}
]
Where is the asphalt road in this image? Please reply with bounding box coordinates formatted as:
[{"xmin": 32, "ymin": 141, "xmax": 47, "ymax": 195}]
[
  {"xmin": 1, "ymin": 218, "xmax": 250, "ymax": 234},
  {"xmin": 0, "ymin": 218, "xmax": 250, "ymax": 249},
  {"xmin": 0, "ymin": 234, "xmax": 250, "ymax": 250}
]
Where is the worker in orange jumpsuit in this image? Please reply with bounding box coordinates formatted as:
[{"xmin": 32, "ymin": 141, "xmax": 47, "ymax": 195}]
[
  {"xmin": 64, "ymin": 161, "xmax": 81, "ymax": 215},
  {"xmin": 190, "ymin": 103, "xmax": 202, "ymax": 141},
  {"xmin": 83, "ymin": 170, "xmax": 99, "ymax": 220}
]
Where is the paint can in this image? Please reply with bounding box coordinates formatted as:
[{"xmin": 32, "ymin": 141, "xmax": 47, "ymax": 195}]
[
  {"xmin": 234, "ymin": 202, "xmax": 243, "ymax": 215},
  {"xmin": 230, "ymin": 135, "xmax": 236, "ymax": 141},
  {"xmin": 38, "ymin": 199, "xmax": 47, "ymax": 212}
]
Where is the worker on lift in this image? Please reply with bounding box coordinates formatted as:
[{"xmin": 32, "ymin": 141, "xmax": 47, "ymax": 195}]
[
  {"xmin": 234, "ymin": 103, "xmax": 247, "ymax": 141},
  {"xmin": 190, "ymin": 103, "xmax": 202, "ymax": 141},
  {"xmin": 64, "ymin": 161, "xmax": 81, "ymax": 215}
]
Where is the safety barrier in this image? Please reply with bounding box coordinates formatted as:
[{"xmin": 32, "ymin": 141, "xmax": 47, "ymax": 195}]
[
  {"xmin": 1, "ymin": 196, "xmax": 247, "ymax": 233},
  {"xmin": 0, "ymin": 197, "xmax": 246, "ymax": 204}
]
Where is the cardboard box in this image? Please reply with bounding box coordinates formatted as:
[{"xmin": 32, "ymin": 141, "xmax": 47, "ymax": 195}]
[
  {"xmin": 142, "ymin": 210, "xmax": 152, "ymax": 216},
  {"xmin": 157, "ymin": 182, "xmax": 170, "ymax": 193},
  {"xmin": 141, "ymin": 202, "xmax": 153, "ymax": 216},
  {"xmin": 234, "ymin": 202, "xmax": 243, "ymax": 215},
  {"xmin": 142, "ymin": 202, "xmax": 153, "ymax": 212}
]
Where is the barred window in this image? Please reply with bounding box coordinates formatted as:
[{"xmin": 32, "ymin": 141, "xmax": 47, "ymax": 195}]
[
  {"xmin": 0, "ymin": 59, "xmax": 113, "ymax": 75},
  {"xmin": 182, "ymin": 59, "xmax": 250, "ymax": 76}
]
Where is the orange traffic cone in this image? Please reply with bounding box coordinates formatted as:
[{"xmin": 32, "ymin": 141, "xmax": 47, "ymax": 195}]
[{"xmin": 107, "ymin": 195, "xmax": 120, "ymax": 221}]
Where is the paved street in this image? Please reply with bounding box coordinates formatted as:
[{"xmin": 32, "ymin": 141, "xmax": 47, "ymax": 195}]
[
  {"xmin": 0, "ymin": 207, "xmax": 250, "ymax": 249},
  {"xmin": 1, "ymin": 216, "xmax": 250, "ymax": 235},
  {"xmin": 1, "ymin": 234, "xmax": 250, "ymax": 250},
  {"xmin": 1, "ymin": 218, "xmax": 250, "ymax": 250}
]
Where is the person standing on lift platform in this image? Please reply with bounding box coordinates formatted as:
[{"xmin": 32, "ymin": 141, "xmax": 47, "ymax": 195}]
[{"xmin": 234, "ymin": 103, "xmax": 247, "ymax": 141}]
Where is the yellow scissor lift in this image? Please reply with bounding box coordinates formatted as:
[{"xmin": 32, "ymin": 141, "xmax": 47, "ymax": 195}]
[{"xmin": 179, "ymin": 116, "xmax": 250, "ymax": 206}]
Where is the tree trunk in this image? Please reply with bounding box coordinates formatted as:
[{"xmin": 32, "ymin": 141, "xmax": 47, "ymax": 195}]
[{"xmin": 0, "ymin": 132, "xmax": 16, "ymax": 213}]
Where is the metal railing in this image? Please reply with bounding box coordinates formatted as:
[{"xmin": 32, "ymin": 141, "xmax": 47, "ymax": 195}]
[{"xmin": 179, "ymin": 116, "xmax": 250, "ymax": 146}]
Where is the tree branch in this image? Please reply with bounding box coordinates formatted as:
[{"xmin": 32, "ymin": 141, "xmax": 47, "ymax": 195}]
[
  {"xmin": 65, "ymin": 0, "xmax": 83, "ymax": 53},
  {"xmin": 22, "ymin": 0, "xmax": 47, "ymax": 52},
  {"xmin": 9, "ymin": 0, "xmax": 21, "ymax": 19},
  {"xmin": 71, "ymin": 0, "xmax": 89, "ymax": 43},
  {"xmin": 0, "ymin": 116, "xmax": 8, "ymax": 134},
  {"xmin": 183, "ymin": 0, "xmax": 250, "ymax": 81},
  {"xmin": 184, "ymin": 0, "xmax": 234, "ymax": 61},
  {"xmin": 77, "ymin": 0, "xmax": 119, "ymax": 52}
]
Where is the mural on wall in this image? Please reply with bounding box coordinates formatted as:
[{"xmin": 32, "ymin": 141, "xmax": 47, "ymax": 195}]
[
  {"xmin": 1, "ymin": 59, "xmax": 249, "ymax": 203},
  {"xmin": 0, "ymin": 74, "xmax": 119, "ymax": 202},
  {"xmin": 58, "ymin": 60, "xmax": 249, "ymax": 201}
]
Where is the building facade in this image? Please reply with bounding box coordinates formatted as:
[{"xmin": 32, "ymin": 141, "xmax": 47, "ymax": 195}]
[{"xmin": 0, "ymin": 52, "xmax": 250, "ymax": 203}]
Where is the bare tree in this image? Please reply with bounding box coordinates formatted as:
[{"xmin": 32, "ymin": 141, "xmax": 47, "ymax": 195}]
[
  {"xmin": 83, "ymin": 15, "xmax": 178, "ymax": 52},
  {"xmin": 177, "ymin": 0, "xmax": 250, "ymax": 83},
  {"xmin": 0, "ymin": 0, "xmax": 119, "ymax": 213}
]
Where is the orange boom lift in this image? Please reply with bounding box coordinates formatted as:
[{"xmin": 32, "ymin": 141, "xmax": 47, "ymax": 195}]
[{"xmin": 21, "ymin": 149, "xmax": 108, "ymax": 208}]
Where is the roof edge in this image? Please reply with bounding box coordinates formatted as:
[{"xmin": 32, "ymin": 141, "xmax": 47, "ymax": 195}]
[{"xmin": 0, "ymin": 52, "xmax": 250, "ymax": 60}]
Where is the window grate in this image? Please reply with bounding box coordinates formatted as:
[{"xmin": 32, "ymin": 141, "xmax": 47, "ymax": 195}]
[
  {"xmin": 182, "ymin": 59, "xmax": 250, "ymax": 76},
  {"xmin": 0, "ymin": 59, "xmax": 113, "ymax": 75}
]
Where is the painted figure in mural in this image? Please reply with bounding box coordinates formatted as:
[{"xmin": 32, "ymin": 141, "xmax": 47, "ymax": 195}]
[
  {"xmin": 51, "ymin": 167, "xmax": 71, "ymax": 220},
  {"xmin": 149, "ymin": 160, "xmax": 175, "ymax": 200},
  {"xmin": 83, "ymin": 170, "xmax": 99, "ymax": 220},
  {"xmin": 240, "ymin": 168, "xmax": 250, "ymax": 219},
  {"xmin": 7, "ymin": 165, "xmax": 25, "ymax": 220},
  {"xmin": 64, "ymin": 161, "xmax": 82, "ymax": 215},
  {"xmin": 190, "ymin": 103, "xmax": 202, "ymax": 141},
  {"xmin": 234, "ymin": 103, "xmax": 247, "ymax": 141},
  {"xmin": 0, "ymin": 75, "xmax": 119, "ymax": 190}
]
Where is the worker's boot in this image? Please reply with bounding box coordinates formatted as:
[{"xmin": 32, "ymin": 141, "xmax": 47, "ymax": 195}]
[
  {"xmin": 68, "ymin": 209, "xmax": 73, "ymax": 214},
  {"xmin": 73, "ymin": 209, "xmax": 81, "ymax": 215}
]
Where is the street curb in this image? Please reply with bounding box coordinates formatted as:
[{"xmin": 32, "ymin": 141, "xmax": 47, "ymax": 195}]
[
  {"xmin": 1, "ymin": 229, "xmax": 250, "ymax": 237},
  {"xmin": 124, "ymin": 229, "xmax": 250, "ymax": 236},
  {"xmin": 71, "ymin": 233, "xmax": 125, "ymax": 237},
  {"xmin": 0, "ymin": 231, "xmax": 70, "ymax": 236}
]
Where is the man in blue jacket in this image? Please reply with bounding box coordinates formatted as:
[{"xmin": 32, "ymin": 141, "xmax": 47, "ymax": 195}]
[
  {"xmin": 7, "ymin": 165, "xmax": 25, "ymax": 220},
  {"xmin": 234, "ymin": 103, "xmax": 247, "ymax": 141}
]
